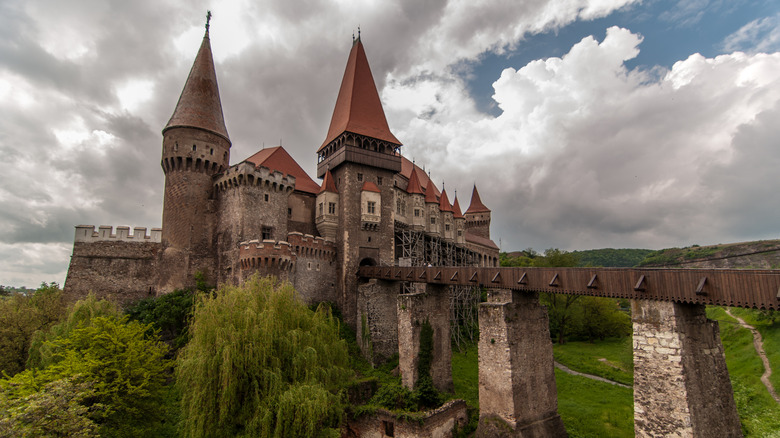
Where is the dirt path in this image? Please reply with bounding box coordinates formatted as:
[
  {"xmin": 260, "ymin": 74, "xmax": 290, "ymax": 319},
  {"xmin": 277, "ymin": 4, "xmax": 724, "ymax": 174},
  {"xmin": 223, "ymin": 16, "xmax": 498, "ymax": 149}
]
[
  {"xmin": 724, "ymin": 308, "xmax": 780, "ymax": 404},
  {"xmin": 554, "ymin": 361, "xmax": 631, "ymax": 389}
]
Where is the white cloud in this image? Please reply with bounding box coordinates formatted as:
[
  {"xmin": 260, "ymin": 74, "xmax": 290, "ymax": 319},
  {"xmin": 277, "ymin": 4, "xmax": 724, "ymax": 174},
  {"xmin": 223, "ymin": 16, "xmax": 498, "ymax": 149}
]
[
  {"xmin": 386, "ymin": 26, "xmax": 780, "ymax": 251},
  {"xmin": 722, "ymin": 13, "xmax": 780, "ymax": 54}
]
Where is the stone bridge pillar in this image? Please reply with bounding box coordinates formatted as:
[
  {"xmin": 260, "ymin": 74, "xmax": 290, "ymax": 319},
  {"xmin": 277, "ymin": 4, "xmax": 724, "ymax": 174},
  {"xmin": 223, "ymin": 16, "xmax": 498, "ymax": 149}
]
[
  {"xmin": 397, "ymin": 283, "xmax": 453, "ymax": 393},
  {"xmin": 632, "ymin": 300, "xmax": 741, "ymax": 437},
  {"xmin": 357, "ymin": 279, "xmax": 399, "ymax": 365},
  {"xmin": 476, "ymin": 290, "xmax": 566, "ymax": 437}
]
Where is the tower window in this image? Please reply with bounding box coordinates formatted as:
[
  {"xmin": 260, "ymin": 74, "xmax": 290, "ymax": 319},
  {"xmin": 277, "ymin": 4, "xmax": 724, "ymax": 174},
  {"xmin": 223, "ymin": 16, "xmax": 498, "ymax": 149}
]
[
  {"xmin": 430, "ymin": 217, "xmax": 436, "ymax": 225},
  {"xmin": 445, "ymin": 224, "xmax": 450, "ymax": 231},
  {"xmin": 262, "ymin": 227, "xmax": 272, "ymax": 240},
  {"xmin": 264, "ymin": 194, "xmax": 269, "ymax": 202},
  {"xmin": 192, "ymin": 144, "xmax": 196, "ymax": 151},
  {"xmin": 414, "ymin": 209, "xmax": 420, "ymax": 217},
  {"xmin": 458, "ymin": 230, "xmax": 462, "ymax": 236},
  {"xmin": 328, "ymin": 202, "xmax": 336, "ymax": 214},
  {"xmin": 319, "ymin": 203, "xmax": 323, "ymax": 215},
  {"xmin": 377, "ymin": 176, "xmax": 383, "ymax": 185},
  {"xmin": 210, "ymin": 148, "xmax": 214, "ymax": 155},
  {"xmin": 357, "ymin": 173, "xmax": 363, "ymax": 182},
  {"xmin": 288, "ymin": 207, "xmax": 292, "ymax": 217},
  {"xmin": 174, "ymin": 142, "xmax": 179, "ymax": 152},
  {"xmin": 367, "ymin": 201, "xmax": 376, "ymax": 214},
  {"xmin": 223, "ymin": 152, "xmax": 227, "ymax": 160}
]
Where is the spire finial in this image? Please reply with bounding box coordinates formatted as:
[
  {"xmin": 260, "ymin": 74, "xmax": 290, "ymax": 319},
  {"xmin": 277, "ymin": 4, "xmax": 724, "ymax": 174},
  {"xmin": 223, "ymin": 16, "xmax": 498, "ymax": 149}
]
[{"xmin": 206, "ymin": 10, "xmax": 212, "ymax": 34}]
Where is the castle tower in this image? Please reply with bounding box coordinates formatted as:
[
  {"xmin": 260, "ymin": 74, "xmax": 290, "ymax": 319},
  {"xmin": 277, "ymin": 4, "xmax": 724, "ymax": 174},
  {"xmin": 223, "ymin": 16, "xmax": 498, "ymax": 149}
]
[
  {"xmin": 439, "ymin": 189, "xmax": 454, "ymax": 241},
  {"xmin": 317, "ymin": 37, "xmax": 402, "ymax": 328},
  {"xmin": 464, "ymin": 185, "xmax": 491, "ymax": 239},
  {"xmin": 158, "ymin": 17, "xmax": 231, "ymax": 293},
  {"xmin": 424, "ymin": 179, "xmax": 439, "ymax": 235},
  {"xmin": 406, "ymin": 168, "xmax": 425, "ymax": 230}
]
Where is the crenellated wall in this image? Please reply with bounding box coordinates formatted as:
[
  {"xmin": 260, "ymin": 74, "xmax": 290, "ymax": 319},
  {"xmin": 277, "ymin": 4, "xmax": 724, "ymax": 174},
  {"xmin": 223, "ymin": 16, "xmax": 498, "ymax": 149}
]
[{"xmin": 64, "ymin": 225, "xmax": 162, "ymax": 308}]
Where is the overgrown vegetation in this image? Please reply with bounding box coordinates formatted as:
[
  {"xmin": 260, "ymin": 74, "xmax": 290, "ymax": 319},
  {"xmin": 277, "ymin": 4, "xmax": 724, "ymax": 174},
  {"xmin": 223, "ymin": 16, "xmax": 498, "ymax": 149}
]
[{"xmin": 176, "ymin": 275, "xmax": 352, "ymax": 438}]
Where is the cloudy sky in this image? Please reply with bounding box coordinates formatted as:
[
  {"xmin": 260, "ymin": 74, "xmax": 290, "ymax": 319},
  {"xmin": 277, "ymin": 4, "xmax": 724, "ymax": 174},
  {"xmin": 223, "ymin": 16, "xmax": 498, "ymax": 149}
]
[{"xmin": 2, "ymin": 0, "xmax": 779, "ymax": 287}]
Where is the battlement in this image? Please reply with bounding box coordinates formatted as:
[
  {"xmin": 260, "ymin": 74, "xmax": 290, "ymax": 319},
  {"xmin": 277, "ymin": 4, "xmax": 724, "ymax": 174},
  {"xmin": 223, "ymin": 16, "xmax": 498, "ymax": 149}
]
[
  {"xmin": 238, "ymin": 239, "xmax": 295, "ymax": 271},
  {"xmin": 74, "ymin": 225, "xmax": 162, "ymax": 243},
  {"xmin": 215, "ymin": 162, "xmax": 295, "ymax": 193},
  {"xmin": 287, "ymin": 232, "xmax": 337, "ymax": 260}
]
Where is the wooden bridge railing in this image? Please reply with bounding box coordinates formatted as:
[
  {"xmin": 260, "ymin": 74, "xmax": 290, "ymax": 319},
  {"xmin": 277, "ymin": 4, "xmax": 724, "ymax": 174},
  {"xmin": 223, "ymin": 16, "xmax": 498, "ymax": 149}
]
[{"xmin": 358, "ymin": 266, "xmax": 780, "ymax": 310}]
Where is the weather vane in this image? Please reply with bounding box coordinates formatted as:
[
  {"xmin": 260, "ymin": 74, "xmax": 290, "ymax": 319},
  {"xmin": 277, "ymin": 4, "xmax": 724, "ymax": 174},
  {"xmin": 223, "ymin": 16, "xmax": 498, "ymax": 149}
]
[{"xmin": 206, "ymin": 11, "xmax": 212, "ymax": 32}]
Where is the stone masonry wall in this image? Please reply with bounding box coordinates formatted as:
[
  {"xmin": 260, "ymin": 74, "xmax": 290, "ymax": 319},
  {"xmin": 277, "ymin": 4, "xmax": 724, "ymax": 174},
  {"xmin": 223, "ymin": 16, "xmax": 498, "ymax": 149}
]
[
  {"xmin": 64, "ymin": 239, "xmax": 161, "ymax": 308},
  {"xmin": 632, "ymin": 300, "xmax": 741, "ymax": 438},
  {"xmin": 397, "ymin": 284, "xmax": 453, "ymax": 393},
  {"xmin": 477, "ymin": 290, "xmax": 566, "ymax": 437},
  {"xmin": 343, "ymin": 399, "xmax": 468, "ymax": 438},
  {"xmin": 357, "ymin": 279, "xmax": 399, "ymax": 365}
]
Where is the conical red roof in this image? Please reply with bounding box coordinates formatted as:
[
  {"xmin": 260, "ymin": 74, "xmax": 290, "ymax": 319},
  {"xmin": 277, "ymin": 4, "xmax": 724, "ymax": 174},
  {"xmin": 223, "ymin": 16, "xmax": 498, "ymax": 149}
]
[
  {"xmin": 318, "ymin": 39, "xmax": 400, "ymax": 152},
  {"xmin": 424, "ymin": 179, "xmax": 438, "ymax": 204},
  {"xmin": 439, "ymin": 189, "xmax": 453, "ymax": 212},
  {"xmin": 319, "ymin": 170, "xmax": 338, "ymax": 194},
  {"xmin": 465, "ymin": 185, "xmax": 490, "ymax": 214},
  {"xmin": 164, "ymin": 29, "xmax": 230, "ymax": 143},
  {"xmin": 362, "ymin": 181, "xmax": 381, "ymax": 193},
  {"xmin": 406, "ymin": 166, "xmax": 424, "ymax": 195},
  {"xmin": 452, "ymin": 196, "xmax": 464, "ymax": 219}
]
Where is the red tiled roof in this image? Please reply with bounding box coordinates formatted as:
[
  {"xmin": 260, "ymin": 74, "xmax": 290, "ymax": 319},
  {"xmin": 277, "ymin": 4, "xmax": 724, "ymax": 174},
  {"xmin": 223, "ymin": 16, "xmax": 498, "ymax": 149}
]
[
  {"xmin": 400, "ymin": 156, "xmax": 440, "ymax": 198},
  {"xmin": 465, "ymin": 185, "xmax": 490, "ymax": 214},
  {"xmin": 439, "ymin": 189, "xmax": 453, "ymax": 212},
  {"xmin": 465, "ymin": 232, "xmax": 499, "ymax": 250},
  {"xmin": 164, "ymin": 30, "xmax": 230, "ymax": 143},
  {"xmin": 452, "ymin": 196, "xmax": 464, "ymax": 219},
  {"xmin": 245, "ymin": 146, "xmax": 320, "ymax": 194},
  {"xmin": 362, "ymin": 181, "xmax": 380, "ymax": 192},
  {"xmin": 424, "ymin": 179, "xmax": 438, "ymax": 204},
  {"xmin": 319, "ymin": 170, "xmax": 338, "ymax": 194},
  {"xmin": 319, "ymin": 40, "xmax": 401, "ymax": 152},
  {"xmin": 406, "ymin": 166, "xmax": 424, "ymax": 195}
]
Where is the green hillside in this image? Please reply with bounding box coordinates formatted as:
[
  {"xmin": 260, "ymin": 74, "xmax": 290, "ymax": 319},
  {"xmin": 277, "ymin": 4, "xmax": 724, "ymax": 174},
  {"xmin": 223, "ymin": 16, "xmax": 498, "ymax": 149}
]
[{"xmin": 571, "ymin": 248, "xmax": 653, "ymax": 267}]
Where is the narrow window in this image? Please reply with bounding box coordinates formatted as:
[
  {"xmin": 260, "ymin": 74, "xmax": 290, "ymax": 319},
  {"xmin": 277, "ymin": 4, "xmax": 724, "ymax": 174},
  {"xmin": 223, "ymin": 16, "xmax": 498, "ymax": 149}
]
[
  {"xmin": 367, "ymin": 201, "xmax": 376, "ymax": 214},
  {"xmin": 357, "ymin": 173, "xmax": 363, "ymax": 181},
  {"xmin": 264, "ymin": 194, "xmax": 269, "ymax": 202},
  {"xmin": 192, "ymin": 144, "xmax": 196, "ymax": 151},
  {"xmin": 414, "ymin": 209, "xmax": 420, "ymax": 217},
  {"xmin": 458, "ymin": 230, "xmax": 462, "ymax": 236},
  {"xmin": 328, "ymin": 202, "xmax": 336, "ymax": 214},
  {"xmin": 377, "ymin": 176, "xmax": 383, "ymax": 185},
  {"xmin": 262, "ymin": 227, "xmax": 272, "ymax": 240},
  {"xmin": 445, "ymin": 224, "xmax": 450, "ymax": 231},
  {"xmin": 319, "ymin": 203, "xmax": 323, "ymax": 215},
  {"xmin": 430, "ymin": 217, "xmax": 436, "ymax": 225},
  {"xmin": 288, "ymin": 207, "xmax": 292, "ymax": 217},
  {"xmin": 210, "ymin": 148, "xmax": 214, "ymax": 155}
]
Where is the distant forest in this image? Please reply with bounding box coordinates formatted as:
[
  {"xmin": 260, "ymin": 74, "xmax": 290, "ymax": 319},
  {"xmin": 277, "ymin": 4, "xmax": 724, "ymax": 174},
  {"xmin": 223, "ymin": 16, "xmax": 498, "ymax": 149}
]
[{"xmin": 503, "ymin": 248, "xmax": 653, "ymax": 268}]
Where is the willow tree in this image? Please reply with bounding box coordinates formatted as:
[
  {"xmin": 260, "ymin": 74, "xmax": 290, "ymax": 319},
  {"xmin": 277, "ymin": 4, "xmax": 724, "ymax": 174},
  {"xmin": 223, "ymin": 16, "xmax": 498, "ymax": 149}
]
[{"xmin": 177, "ymin": 276, "xmax": 352, "ymax": 438}]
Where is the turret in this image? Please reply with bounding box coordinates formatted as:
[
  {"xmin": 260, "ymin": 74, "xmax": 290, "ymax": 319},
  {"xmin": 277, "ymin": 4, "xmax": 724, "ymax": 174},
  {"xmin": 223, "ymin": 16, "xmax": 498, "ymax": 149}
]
[
  {"xmin": 424, "ymin": 179, "xmax": 439, "ymax": 235},
  {"xmin": 464, "ymin": 185, "xmax": 491, "ymax": 239},
  {"xmin": 452, "ymin": 195, "xmax": 466, "ymax": 244},
  {"xmin": 316, "ymin": 170, "xmax": 339, "ymax": 240},
  {"xmin": 439, "ymin": 189, "xmax": 454, "ymax": 241},
  {"xmin": 406, "ymin": 168, "xmax": 425, "ymax": 230},
  {"xmin": 158, "ymin": 14, "xmax": 230, "ymax": 292}
]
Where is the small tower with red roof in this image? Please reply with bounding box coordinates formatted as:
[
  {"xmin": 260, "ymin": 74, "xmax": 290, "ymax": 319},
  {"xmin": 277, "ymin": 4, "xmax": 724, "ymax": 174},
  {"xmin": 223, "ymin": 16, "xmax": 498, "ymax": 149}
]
[
  {"xmin": 452, "ymin": 194, "xmax": 466, "ymax": 245},
  {"xmin": 439, "ymin": 189, "xmax": 454, "ymax": 241},
  {"xmin": 464, "ymin": 185, "xmax": 491, "ymax": 240},
  {"xmin": 316, "ymin": 170, "xmax": 339, "ymax": 240}
]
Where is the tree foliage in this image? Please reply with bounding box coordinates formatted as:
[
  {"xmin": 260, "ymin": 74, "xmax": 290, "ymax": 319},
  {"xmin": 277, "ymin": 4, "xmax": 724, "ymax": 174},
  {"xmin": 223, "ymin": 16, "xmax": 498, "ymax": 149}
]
[
  {"xmin": 125, "ymin": 288, "xmax": 197, "ymax": 351},
  {"xmin": 0, "ymin": 283, "xmax": 65, "ymax": 376},
  {"xmin": 176, "ymin": 275, "xmax": 353, "ymax": 438},
  {"xmin": 0, "ymin": 305, "xmax": 172, "ymax": 438}
]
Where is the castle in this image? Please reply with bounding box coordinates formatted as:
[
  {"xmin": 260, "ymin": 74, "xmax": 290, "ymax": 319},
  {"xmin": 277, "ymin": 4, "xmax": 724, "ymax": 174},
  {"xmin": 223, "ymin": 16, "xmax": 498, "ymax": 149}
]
[{"xmin": 63, "ymin": 23, "xmax": 499, "ymax": 334}]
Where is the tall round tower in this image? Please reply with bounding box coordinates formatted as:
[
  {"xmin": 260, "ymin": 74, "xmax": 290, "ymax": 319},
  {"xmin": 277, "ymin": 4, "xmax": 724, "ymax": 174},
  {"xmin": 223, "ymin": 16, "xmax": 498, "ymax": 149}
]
[{"xmin": 158, "ymin": 16, "xmax": 230, "ymax": 293}]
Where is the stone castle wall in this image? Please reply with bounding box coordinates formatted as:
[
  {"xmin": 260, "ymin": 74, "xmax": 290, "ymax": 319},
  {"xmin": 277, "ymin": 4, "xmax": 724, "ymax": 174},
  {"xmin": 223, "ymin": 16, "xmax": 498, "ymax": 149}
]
[{"xmin": 64, "ymin": 226, "xmax": 162, "ymax": 308}]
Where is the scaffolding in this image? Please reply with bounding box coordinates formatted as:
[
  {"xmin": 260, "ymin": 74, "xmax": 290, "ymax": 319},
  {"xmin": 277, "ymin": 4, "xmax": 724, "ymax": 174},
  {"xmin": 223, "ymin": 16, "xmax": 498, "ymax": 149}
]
[{"xmin": 394, "ymin": 229, "xmax": 481, "ymax": 349}]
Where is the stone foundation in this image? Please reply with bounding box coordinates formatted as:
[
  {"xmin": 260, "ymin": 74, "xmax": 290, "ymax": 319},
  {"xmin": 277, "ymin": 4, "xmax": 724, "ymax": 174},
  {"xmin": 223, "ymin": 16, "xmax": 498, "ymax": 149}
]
[
  {"xmin": 397, "ymin": 283, "xmax": 453, "ymax": 393},
  {"xmin": 357, "ymin": 279, "xmax": 399, "ymax": 365},
  {"xmin": 343, "ymin": 399, "xmax": 468, "ymax": 438},
  {"xmin": 477, "ymin": 290, "xmax": 566, "ymax": 437},
  {"xmin": 632, "ymin": 300, "xmax": 741, "ymax": 437}
]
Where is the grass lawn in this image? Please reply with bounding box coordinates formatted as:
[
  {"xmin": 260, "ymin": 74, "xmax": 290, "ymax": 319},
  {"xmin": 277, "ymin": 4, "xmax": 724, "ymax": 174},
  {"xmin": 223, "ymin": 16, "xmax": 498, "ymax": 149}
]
[
  {"xmin": 452, "ymin": 341, "xmax": 634, "ymax": 437},
  {"xmin": 553, "ymin": 337, "xmax": 633, "ymax": 385},
  {"xmin": 708, "ymin": 307, "xmax": 780, "ymax": 437}
]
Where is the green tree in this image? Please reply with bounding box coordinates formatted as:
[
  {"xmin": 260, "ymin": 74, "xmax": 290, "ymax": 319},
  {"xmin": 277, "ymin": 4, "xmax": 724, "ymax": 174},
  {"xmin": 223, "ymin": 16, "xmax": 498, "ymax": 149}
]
[
  {"xmin": 1, "ymin": 314, "xmax": 172, "ymax": 438},
  {"xmin": 0, "ymin": 283, "xmax": 65, "ymax": 376},
  {"xmin": 176, "ymin": 275, "xmax": 352, "ymax": 438},
  {"xmin": 0, "ymin": 377, "xmax": 100, "ymax": 437},
  {"xmin": 576, "ymin": 297, "xmax": 631, "ymax": 342}
]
